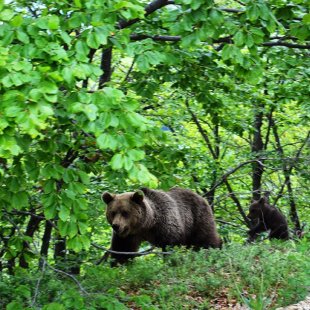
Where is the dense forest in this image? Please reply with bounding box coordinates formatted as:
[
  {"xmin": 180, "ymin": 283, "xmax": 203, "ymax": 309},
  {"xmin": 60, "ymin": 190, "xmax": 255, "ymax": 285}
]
[{"xmin": 0, "ymin": 0, "xmax": 309, "ymax": 309}]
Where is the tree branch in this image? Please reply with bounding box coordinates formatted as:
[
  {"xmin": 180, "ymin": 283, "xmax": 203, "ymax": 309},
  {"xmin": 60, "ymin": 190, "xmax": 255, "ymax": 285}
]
[
  {"xmin": 262, "ymin": 41, "xmax": 310, "ymax": 49},
  {"xmin": 118, "ymin": 0, "xmax": 171, "ymax": 29},
  {"xmin": 206, "ymin": 159, "xmax": 265, "ymax": 195},
  {"xmin": 99, "ymin": 47, "xmax": 113, "ymax": 88},
  {"xmin": 185, "ymin": 99, "xmax": 216, "ymax": 159},
  {"xmin": 129, "ymin": 33, "xmax": 310, "ymax": 50}
]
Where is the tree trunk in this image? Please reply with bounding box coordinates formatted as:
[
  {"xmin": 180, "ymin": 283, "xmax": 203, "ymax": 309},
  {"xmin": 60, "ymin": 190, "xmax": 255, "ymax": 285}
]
[
  {"xmin": 99, "ymin": 47, "xmax": 113, "ymax": 88},
  {"xmin": 19, "ymin": 214, "xmax": 42, "ymax": 268},
  {"xmin": 270, "ymin": 115, "xmax": 301, "ymax": 232},
  {"xmin": 39, "ymin": 221, "xmax": 53, "ymax": 268},
  {"xmin": 251, "ymin": 102, "xmax": 264, "ymax": 201}
]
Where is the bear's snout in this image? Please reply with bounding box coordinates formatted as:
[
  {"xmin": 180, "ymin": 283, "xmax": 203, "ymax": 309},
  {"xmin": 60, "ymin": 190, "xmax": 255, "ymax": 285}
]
[
  {"xmin": 112, "ymin": 222, "xmax": 129, "ymax": 236},
  {"xmin": 112, "ymin": 224, "xmax": 120, "ymax": 232}
]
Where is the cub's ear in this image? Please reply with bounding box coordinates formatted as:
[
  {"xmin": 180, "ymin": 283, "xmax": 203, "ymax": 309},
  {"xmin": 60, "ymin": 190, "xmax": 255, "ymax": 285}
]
[
  {"xmin": 131, "ymin": 190, "xmax": 144, "ymax": 204},
  {"xmin": 101, "ymin": 192, "xmax": 115, "ymax": 204},
  {"xmin": 258, "ymin": 196, "xmax": 266, "ymax": 203}
]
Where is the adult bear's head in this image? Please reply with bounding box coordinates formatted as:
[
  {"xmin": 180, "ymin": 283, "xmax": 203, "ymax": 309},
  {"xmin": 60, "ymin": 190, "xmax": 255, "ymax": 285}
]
[{"xmin": 101, "ymin": 190, "xmax": 145, "ymax": 237}]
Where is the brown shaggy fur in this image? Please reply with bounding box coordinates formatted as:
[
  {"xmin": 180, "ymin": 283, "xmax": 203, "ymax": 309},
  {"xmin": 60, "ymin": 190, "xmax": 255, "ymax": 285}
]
[
  {"xmin": 247, "ymin": 197, "xmax": 289, "ymax": 241},
  {"xmin": 102, "ymin": 187, "xmax": 222, "ymax": 265}
]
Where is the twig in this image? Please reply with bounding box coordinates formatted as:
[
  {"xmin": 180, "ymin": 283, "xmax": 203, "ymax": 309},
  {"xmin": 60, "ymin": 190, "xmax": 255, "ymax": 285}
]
[
  {"xmin": 91, "ymin": 242, "xmax": 174, "ymax": 256},
  {"xmin": 216, "ymin": 219, "xmax": 248, "ymax": 231},
  {"xmin": 31, "ymin": 259, "xmax": 46, "ymax": 307},
  {"xmin": 47, "ymin": 262, "xmax": 89, "ymax": 295},
  {"xmin": 206, "ymin": 159, "xmax": 265, "ymax": 195}
]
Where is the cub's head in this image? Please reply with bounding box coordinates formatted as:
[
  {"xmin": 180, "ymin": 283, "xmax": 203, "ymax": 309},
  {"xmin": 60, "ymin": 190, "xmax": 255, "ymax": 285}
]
[
  {"xmin": 247, "ymin": 197, "xmax": 267, "ymax": 221},
  {"xmin": 101, "ymin": 190, "xmax": 145, "ymax": 237}
]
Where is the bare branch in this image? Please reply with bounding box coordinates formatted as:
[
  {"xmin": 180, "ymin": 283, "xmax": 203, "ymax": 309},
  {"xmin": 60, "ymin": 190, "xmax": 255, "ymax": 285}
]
[
  {"xmin": 31, "ymin": 260, "xmax": 46, "ymax": 307},
  {"xmin": 225, "ymin": 180, "xmax": 251, "ymax": 226},
  {"xmin": 206, "ymin": 159, "xmax": 265, "ymax": 194},
  {"xmin": 92, "ymin": 242, "xmax": 173, "ymax": 256},
  {"xmin": 185, "ymin": 99, "xmax": 217, "ymax": 159},
  {"xmin": 262, "ymin": 41, "xmax": 310, "ymax": 49},
  {"xmin": 130, "ymin": 33, "xmax": 310, "ymax": 50}
]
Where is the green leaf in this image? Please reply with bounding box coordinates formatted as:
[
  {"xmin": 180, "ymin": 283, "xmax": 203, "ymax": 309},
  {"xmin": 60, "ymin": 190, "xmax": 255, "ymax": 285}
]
[
  {"xmin": 0, "ymin": 9, "xmax": 14, "ymax": 21},
  {"xmin": 128, "ymin": 149, "xmax": 145, "ymax": 161},
  {"xmin": 123, "ymin": 155, "xmax": 134, "ymax": 171},
  {"xmin": 68, "ymin": 221, "xmax": 78, "ymax": 238},
  {"xmin": 84, "ymin": 104, "xmax": 98, "ymax": 121},
  {"xmin": 6, "ymin": 301, "xmax": 23, "ymax": 310},
  {"xmin": 42, "ymin": 303, "xmax": 65, "ymax": 310},
  {"xmin": 16, "ymin": 30, "xmax": 29, "ymax": 43},
  {"xmin": 59, "ymin": 205, "xmax": 70, "ymax": 221},
  {"xmin": 58, "ymin": 220, "xmax": 69, "ymax": 237},
  {"xmin": 247, "ymin": 4, "xmax": 259, "ymax": 21},
  {"xmin": 60, "ymin": 31, "xmax": 72, "ymax": 45},
  {"xmin": 74, "ymin": 0, "xmax": 82, "ymax": 8},
  {"xmin": 303, "ymin": 13, "xmax": 310, "ymax": 24},
  {"xmin": 234, "ymin": 31, "xmax": 244, "ymax": 46},
  {"xmin": 44, "ymin": 205, "xmax": 57, "ymax": 220},
  {"xmin": 68, "ymin": 182, "xmax": 85, "ymax": 194},
  {"xmin": 78, "ymin": 221, "xmax": 88, "ymax": 234},
  {"xmin": 40, "ymin": 81, "xmax": 58, "ymax": 94},
  {"xmin": 77, "ymin": 171, "xmax": 90, "ymax": 185},
  {"xmin": 221, "ymin": 44, "xmax": 233, "ymax": 60},
  {"xmin": 11, "ymin": 191, "xmax": 28, "ymax": 209},
  {"xmin": 86, "ymin": 31, "xmax": 100, "ymax": 49},
  {"xmin": 67, "ymin": 236, "xmax": 83, "ymax": 252},
  {"xmin": 10, "ymin": 15, "xmax": 23, "ymax": 27},
  {"xmin": 80, "ymin": 235, "xmax": 90, "ymax": 249},
  {"xmin": 43, "ymin": 179, "xmax": 56, "ymax": 194},
  {"xmin": 62, "ymin": 67, "xmax": 74, "ymax": 84},
  {"xmin": 48, "ymin": 15, "xmax": 60, "ymax": 30},
  {"xmin": 110, "ymin": 154, "xmax": 123, "ymax": 170},
  {"xmin": 209, "ymin": 9, "xmax": 224, "ymax": 26},
  {"xmin": 97, "ymin": 133, "xmax": 118, "ymax": 150}
]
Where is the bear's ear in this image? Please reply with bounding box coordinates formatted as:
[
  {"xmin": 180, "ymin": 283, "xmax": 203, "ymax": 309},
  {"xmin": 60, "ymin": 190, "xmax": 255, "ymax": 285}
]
[
  {"xmin": 258, "ymin": 196, "xmax": 266, "ymax": 204},
  {"xmin": 101, "ymin": 192, "xmax": 115, "ymax": 204},
  {"xmin": 131, "ymin": 190, "xmax": 144, "ymax": 204}
]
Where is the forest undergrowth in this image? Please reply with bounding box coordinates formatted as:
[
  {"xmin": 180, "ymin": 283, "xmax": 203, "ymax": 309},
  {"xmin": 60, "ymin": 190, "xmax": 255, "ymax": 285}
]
[{"xmin": 1, "ymin": 237, "xmax": 309, "ymax": 310}]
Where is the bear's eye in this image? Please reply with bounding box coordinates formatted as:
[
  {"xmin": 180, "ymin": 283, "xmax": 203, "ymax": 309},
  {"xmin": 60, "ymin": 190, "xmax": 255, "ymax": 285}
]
[
  {"xmin": 111, "ymin": 211, "xmax": 116, "ymax": 217},
  {"xmin": 121, "ymin": 211, "xmax": 129, "ymax": 218}
]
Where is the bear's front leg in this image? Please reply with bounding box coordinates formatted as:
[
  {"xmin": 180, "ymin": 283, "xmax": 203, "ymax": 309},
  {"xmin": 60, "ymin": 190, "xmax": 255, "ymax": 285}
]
[
  {"xmin": 247, "ymin": 221, "xmax": 267, "ymax": 242},
  {"xmin": 110, "ymin": 233, "xmax": 141, "ymax": 266}
]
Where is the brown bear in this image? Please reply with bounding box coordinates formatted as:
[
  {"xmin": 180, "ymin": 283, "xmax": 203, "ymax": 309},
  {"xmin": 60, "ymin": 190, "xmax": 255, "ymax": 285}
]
[
  {"xmin": 102, "ymin": 187, "xmax": 222, "ymax": 265},
  {"xmin": 247, "ymin": 197, "xmax": 289, "ymax": 242}
]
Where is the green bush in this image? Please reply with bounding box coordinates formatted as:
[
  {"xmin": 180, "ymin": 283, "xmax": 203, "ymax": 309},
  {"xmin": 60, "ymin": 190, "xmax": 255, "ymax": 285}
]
[{"xmin": 1, "ymin": 238, "xmax": 309, "ymax": 309}]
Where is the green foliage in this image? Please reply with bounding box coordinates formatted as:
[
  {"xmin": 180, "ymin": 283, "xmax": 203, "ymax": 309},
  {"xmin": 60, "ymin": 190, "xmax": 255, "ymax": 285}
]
[
  {"xmin": 0, "ymin": 1, "xmax": 309, "ymax": 305},
  {"xmin": 1, "ymin": 241, "xmax": 309, "ymax": 309}
]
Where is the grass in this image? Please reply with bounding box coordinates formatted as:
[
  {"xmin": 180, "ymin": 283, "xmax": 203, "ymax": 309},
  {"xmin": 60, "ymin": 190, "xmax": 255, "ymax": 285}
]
[{"xmin": 1, "ymin": 237, "xmax": 309, "ymax": 309}]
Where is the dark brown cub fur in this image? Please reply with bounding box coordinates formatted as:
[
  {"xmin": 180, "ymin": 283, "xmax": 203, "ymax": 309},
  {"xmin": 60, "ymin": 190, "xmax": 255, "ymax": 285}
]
[{"xmin": 247, "ymin": 197, "xmax": 289, "ymax": 241}]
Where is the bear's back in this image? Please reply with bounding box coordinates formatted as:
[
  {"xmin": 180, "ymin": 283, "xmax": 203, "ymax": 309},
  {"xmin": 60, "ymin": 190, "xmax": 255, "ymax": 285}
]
[{"xmin": 141, "ymin": 187, "xmax": 218, "ymax": 247}]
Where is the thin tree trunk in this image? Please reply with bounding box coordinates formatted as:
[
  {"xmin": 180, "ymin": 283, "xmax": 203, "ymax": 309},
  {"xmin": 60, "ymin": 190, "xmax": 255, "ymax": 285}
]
[
  {"xmin": 251, "ymin": 101, "xmax": 265, "ymax": 201},
  {"xmin": 39, "ymin": 221, "xmax": 53, "ymax": 268},
  {"xmin": 270, "ymin": 115, "xmax": 301, "ymax": 232},
  {"xmin": 99, "ymin": 47, "xmax": 113, "ymax": 88},
  {"xmin": 20, "ymin": 214, "xmax": 42, "ymax": 268}
]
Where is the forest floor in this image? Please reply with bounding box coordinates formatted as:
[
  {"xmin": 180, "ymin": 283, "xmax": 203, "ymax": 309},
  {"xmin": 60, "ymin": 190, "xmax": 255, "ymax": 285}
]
[
  {"xmin": 1, "ymin": 238, "xmax": 309, "ymax": 309},
  {"xmin": 276, "ymin": 296, "xmax": 310, "ymax": 310}
]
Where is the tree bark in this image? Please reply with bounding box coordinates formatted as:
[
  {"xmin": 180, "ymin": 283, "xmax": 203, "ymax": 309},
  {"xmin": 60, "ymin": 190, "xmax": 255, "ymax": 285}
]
[
  {"xmin": 40, "ymin": 220, "xmax": 53, "ymax": 268},
  {"xmin": 251, "ymin": 101, "xmax": 264, "ymax": 201},
  {"xmin": 19, "ymin": 213, "xmax": 42, "ymax": 268},
  {"xmin": 99, "ymin": 47, "xmax": 113, "ymax": 88},
  {"xmin": 270, "ymin": 115, "xmax": 301, "ymax": 232}
]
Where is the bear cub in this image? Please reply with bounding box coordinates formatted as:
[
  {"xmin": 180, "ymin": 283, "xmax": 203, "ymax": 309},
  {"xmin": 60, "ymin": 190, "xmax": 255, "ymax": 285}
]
[
  {"xmin": 247, "ymin": 197, "xmax": 289, "ymax": 241},
  {"xmin": 102, "ymin": 187, "xmax": 222, "ymax": 265}
]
